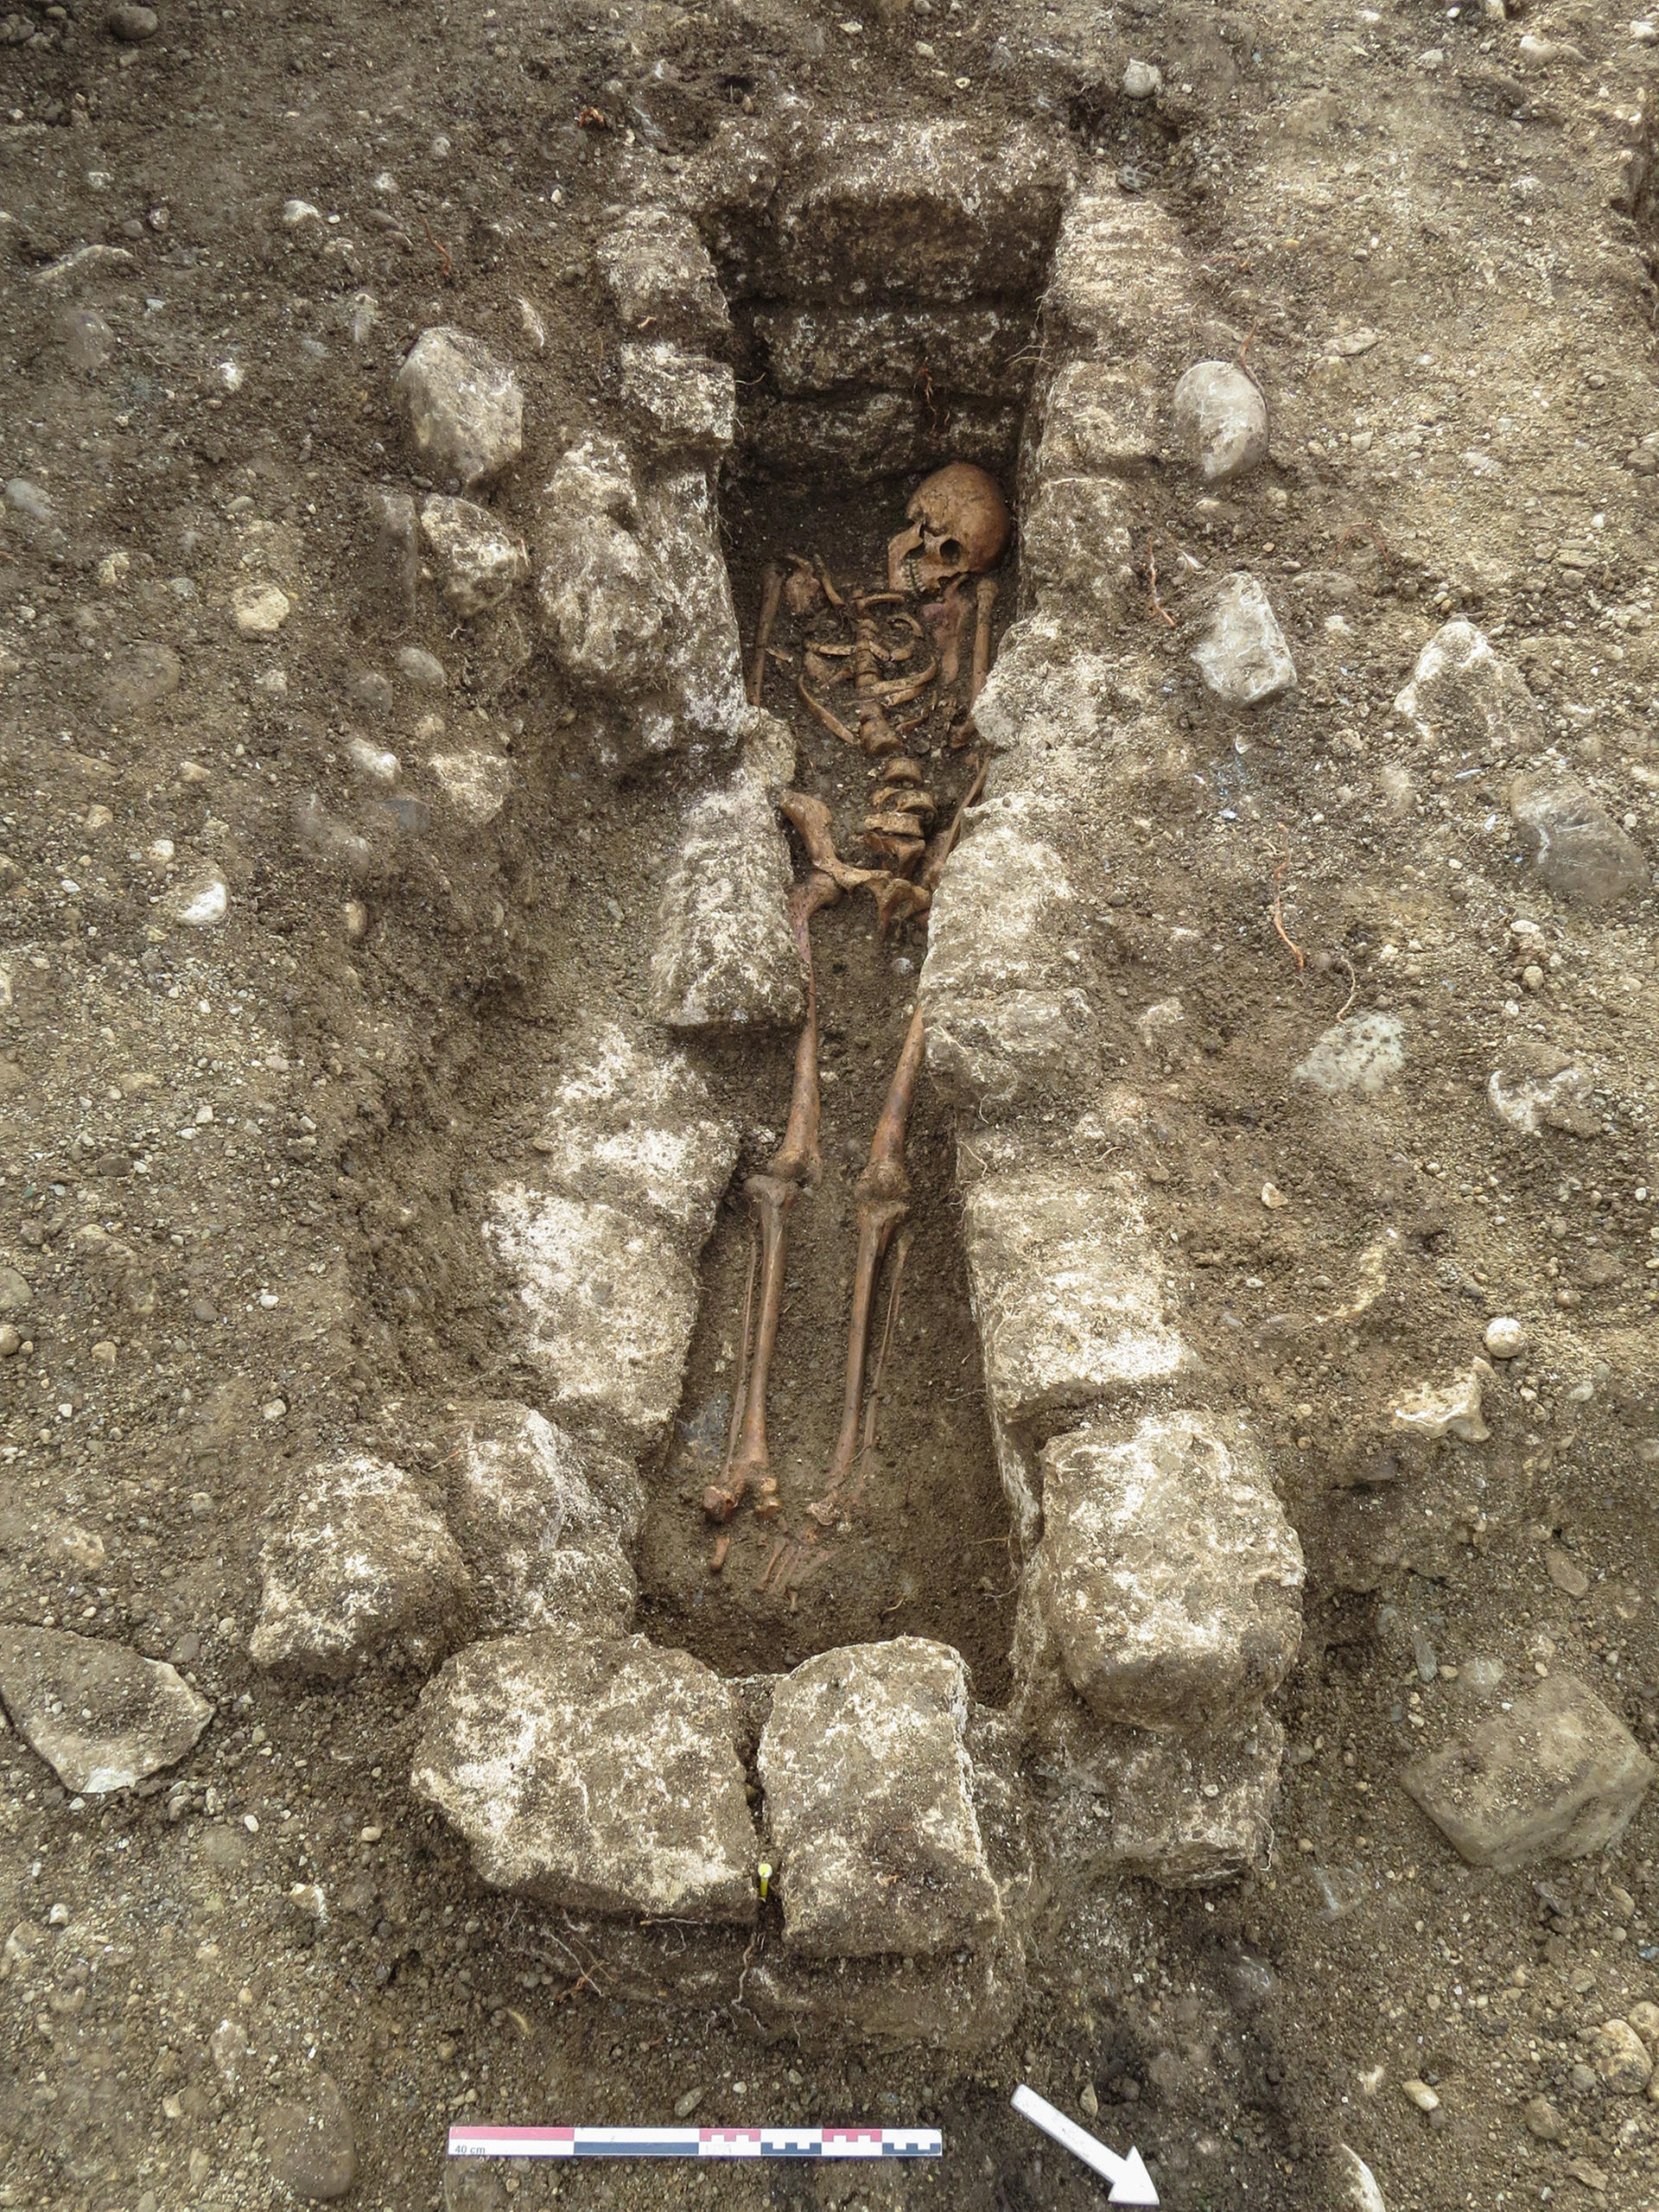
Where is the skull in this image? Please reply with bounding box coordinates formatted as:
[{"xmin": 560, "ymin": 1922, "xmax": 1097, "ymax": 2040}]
[{"xmin": 887, "ymin": 461, "xmax": 1012, "ymax": 594}]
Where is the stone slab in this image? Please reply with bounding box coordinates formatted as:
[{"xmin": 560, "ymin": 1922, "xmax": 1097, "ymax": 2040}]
[
  {"xmin": 0, "ymin": 1627, "xmax": 213, "ymax": 1796},
  {"xmin": 413, "ymin": 1633, "xmax": 758, "ymax": 1923}
]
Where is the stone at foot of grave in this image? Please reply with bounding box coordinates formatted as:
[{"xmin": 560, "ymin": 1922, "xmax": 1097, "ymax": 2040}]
[{"xmin": 413, "ymin": 1634, "xmax": 757, "ymax": 1922}]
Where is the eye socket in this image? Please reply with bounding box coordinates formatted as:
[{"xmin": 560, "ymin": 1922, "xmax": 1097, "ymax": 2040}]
[{"xmin": 938, "ymin": 537, "xmax": 963, "ymax": 563}]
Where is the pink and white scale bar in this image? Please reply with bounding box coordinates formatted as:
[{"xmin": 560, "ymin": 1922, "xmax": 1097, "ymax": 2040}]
[{"xmin": 448, "ymin": 2125, "xmax": 942, "ymax": 2161}]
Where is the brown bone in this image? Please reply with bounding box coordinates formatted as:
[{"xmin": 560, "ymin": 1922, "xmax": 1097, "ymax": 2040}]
[
  {"xmin": 808, "ymin": 1001, "xmax": 927, "ymax": 1526},
  {"xmin": 747, "ymin": 563, "xmax": 785, "ymax": 709}
]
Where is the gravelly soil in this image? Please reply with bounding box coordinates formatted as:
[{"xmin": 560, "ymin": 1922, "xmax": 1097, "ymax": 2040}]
[{"xmin": 3, "ymin": 1, "xmax": 1659, "ymax": 2209}]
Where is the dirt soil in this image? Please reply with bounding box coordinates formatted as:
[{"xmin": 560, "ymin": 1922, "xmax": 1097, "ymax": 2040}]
[{"xmin": 3, "ymin": 2, "xmax": 1659, "ymax": 2210}]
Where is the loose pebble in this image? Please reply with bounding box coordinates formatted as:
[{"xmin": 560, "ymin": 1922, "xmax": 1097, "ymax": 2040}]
[
  {"xmin": 232, "ymin": 583, "xmax": 292, "ymax": 639},
  {"xmin": 106, "ymin": 1, "xmax": 158, "ymax": 39},
  {"xmin": 1402, "ymin": 2078, "xmax": 1440, "ymax": 2112},
  {"xmin": 1483, "ymin": 1317, "xmax": 1526, "ymax": 1359}
]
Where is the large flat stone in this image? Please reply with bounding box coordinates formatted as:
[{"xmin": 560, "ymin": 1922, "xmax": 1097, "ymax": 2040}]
[
  {"xmin": 758, "ymin": 1639, "xmax": 1002, "ymax": 1961},
  {"xmin": 444, "ymin": 1401, "xmax": 637, "ymax": 1639},
  {"xmin": 962, "ymin": 1162, "xmax": 1192, "ymax": 1430},
  {"xmin": 1045, "ymin": 188, "xmax": 1192, "ymax": 357},
  {"xmin": 529, "ymin": 1024, "xmax": 738, "ymax": 1244},
  {"xmin": 1037, "ymin": 361, "xmax": 1161, "ymax": 477},
  {"xmin": 483, "ymin": 1190, "xmax": 701, "ymax": 1452},
  {"xmin": 1018, "ymin": 474, "xmax": 1137, "ymax": 618},
  {"xmin": 918, "ymin": 793, "xmax": 1093, "ymax": 1114},
  {"xmin": 754, "ymin": 118, "xmax": 1077, "ymax": 303},
  {"xmin": 1020, "ymin": 1414, "xmax": 1304, "ymax": 1731},
  {"xmin": 0, "ymin": 1628, "xmax": 212, "ymax": 1796},
  {"xmin": 1104, "ymin": 1713, "xmax": 1286, "ymax": 1887},
  {"xmin": 412, "ymin": 1634, "xmax": 758, "ymax": 1923},
  {"xmin": 649, "ymin": 758, "xmax": 804, "ymax": 1033},
  {"xmin": 1394, "ymin": 619, "xmax": 1542, "ymax": 753},
  {"xmin": 595, "ymin": 207, "xmax": 729, "ymax": 344},
  {"xmin": 249, "ymin": 1455, "xmax": 470, "ymax": 1680},
  {"xmin": 394, "ymin": 327, "xmax": 522, "ymax": 493},
  {"xmin": 754, "ymin": 303, "xmax": 1035, "ymax": 401},
  {"xmin": 1402, "ymin": 1675, "xmax": 1655, "ymax": 1870}
]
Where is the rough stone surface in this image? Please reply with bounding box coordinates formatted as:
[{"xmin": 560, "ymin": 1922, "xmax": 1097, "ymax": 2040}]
[
  {"xmin": 1293, "ymin": 1012, "xmax": 1406, "ymax": 1096},
  {"xmin": 753, "ymin": 118, "xmax": 1077, "ymax": 303},
  {"xmin": 759, "ymin": 1639, "xmax": 1002, "ymax": 1960},
  {"xmin": 1402, "ymin": 1674, "xmax": 1656, "ymax": 1869},
  {"xmin": 418, "ymin": 494, "xmax": 528, "ymax": 616},
  {"xmin": 1394, "ymin": 620, "xmax": 1543, "ymax": 751},
  {"xmin": 962, "ymin": 1160, "xmax": 1192, "ymax": 1430},
  {"xmin": 1192, "ymin": 572, "xmax": 1297, "ymax": 705},
  {"xmin": 529, "ymin": 1023, "xmax": 739, "ymax": 1243},
  {"xmin": 483, "ymin": 1190, "xmax": 701, "ymax": 1451},
  {"xmin": 1037, "ymin": 361, "xmax": 1161, "ymax": 477},
  {"xmin": 232, "ymin": 582, "xmax": 291, "ymax": 639},
  {"xmin": 595, "ymin": 207, "xmax": 728, "ymax": 343},
  {"xmin": 620, "ymin": 342, "xmax": 735, "ymax": 460},
  {"xmin": 1510, "ymin": 780, "xmax": 1648, "ymax": 908},
  {"xmin": 395, "ymin": 327, "xmax": 523, "ymax": 491},
  {"xmin": 445, "ymin": 1401, "xmax": 638, "ymax": 1638},
  {"xmin": 1018, "ymin": 474, "xmax": 1134, "ymax": 614},
  {"xmin": 1020, "ymin": 1414, "xmax": 1304, "ymax": 1732},
  {"xmin": 1486, "ymin": 1047, "xmax": 1598, "ymax": 1136},
  {"xmin": 1391, "ymin": 1366, "xmax": 1491, "ymax": 1444},
  {"xmin": 1046, "ymin": 187, "xmax": 1192, "ymax": 357},
  {"xmin": 918, "ymin": 793, "xmax": 1092, "ymax": 1112},
  {"xmin": 1172, "ymin": 359, "xmax": 1269, "ymax": 484},
  {"xmin": 649, "ymin": 753, "xmax": 804, "ymax": 1032},
  {"xmin": 263, "ymin": 2076, "xmax": 358, "ymax": 2202},
  {"xmin": 100, "ymin": 639, "xmax": 181, "ymax": 714},
  {"xmin": 0, "ymin": 1627, "xmax": 213, "ymax": 1795},
  {"xmin": 413, "ymin": 1634, "xmax": 757, "ymax": 1922},
  {"xmin": 248, "ymin": 1454, "xmax": 469, "ymax": 1679},
  {"xmin": 1586, "ymin": 2019, "xmax": 1653, "ymax": 2094},
  {"xmin": 537, "ymin": 439, "xmax": 746, "ymax": 766},
  {"xmin": 756, "ymin": 304, "xmax": 1033, "ymax": 401},
  {"xmin": 428, "ymin": 749, "xmax": 513, "ymax": 826}
]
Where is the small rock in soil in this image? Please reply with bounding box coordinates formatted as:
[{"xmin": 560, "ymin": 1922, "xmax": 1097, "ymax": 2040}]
[
  {"xmin": 443, "ymin": 2160, "xmax": 505, "ymax": 2211},
  {"xmin": 1484, "ymin": 1316, "xmax": 1527, "ymax": 1358},
  {"xmin": 395, "ymin": 326, "xmax": 523, "ymax": 492},
  {"xmin": 1585, "ymin": 2018, "xmax": 1652, "ymax": 2094},
  {"xmin": 1394, "ymin": 619, "xmax": 1542, "ymax": 751},
  {"xmin": 232, "ymin": 582, "xmax": 291, "ymax": 639},
  {"xmin": 1192, "ymin": 572, "xmax": 1296, "ymax": 704},
  {"xmin": 100, "ymin": 640, "xmax": 181, "ymax": 714},
  {"xmin": 1510, "ymin": 779, "xmax": 1648, "ymax": 908},
  {"xmin": 263, "ymin": 2075, "xmax": 358, "ymax": 2201},
  {"xmin": 1402, "ymin": 1673, "xmax": 1656, "ymax": 1869},
  {"xmin": 1545, "ymin": 1547, "xmax": 1591, "ymax": 1599},
  {"xmin": 1292, "ymin": 1011, "xmax": 1406, "ymax": 1097},
  {"xmin": 395, "ymin": 644, "xmax": 447, "ymax": 687},
  {"xmin": 1391, "ymin": 1366, "xmax": 1490, "ymax": 1444},
  {"xmin": 1522, "ymin": 2094, "xmax": 1564, "ymax": 2140},
  {"xmin": 0, "ymin": 1627, "xmax": 212, "ymax": 1793},
  {"xmin": 419, "ymin": 493, "xmax": 528, "ymax": 616},
  {"xmin": 1172, "ymin": 359, "xmax": 1268, "ymax": 485},
  {"xmin": 106, "ymin": 2, "xmax": 157, "ymax": 40}
]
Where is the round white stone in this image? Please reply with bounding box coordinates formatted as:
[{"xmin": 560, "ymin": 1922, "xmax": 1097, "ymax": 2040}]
[{"xmin": 1484, "ymin": 1316, "xmax": 1527, "ymax": 1359}]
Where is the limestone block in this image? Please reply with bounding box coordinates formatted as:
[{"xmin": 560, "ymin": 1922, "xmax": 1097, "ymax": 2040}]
[
  {"xmin": 413, "ymin": 1634, "xmax": 757, "ymax": 1922},
  {"xmin": 483, "ymin": 1190, "xmax": 701, "ymax": 1452},
  {"xmin": 759, "ymin": 1639, "xmax": 1002, "ymax": 1960},
  {"xmin": 1172, "ymin": 360, "xmax": 1268, "ymax": 485},
  {"xmin": 759, "ymin": 118, "xmax": 1077, "ymax": 303},
  {"xmin": 1192, "ymin": 573, "xmax": 1297, "ymax": 706},
  {"xmin": 1105, "ymin": 1713, "xmax": 1287, "ymax": 1886},
  {"xmin": 620, "ymin": 342, "xmax": 735, "ymax": 461},
  {"xmin": 755, "ymin": 303, "xmax": 1035, "ymax": 402},
  {"xmin": 1510, "ymin": 780, "xmax": 1647, "ymax": 909},
  {"xmin": 962, "ymin": 1162, "xmax": 1192, "ymax": 1429},
  {"xmin": 1018, "ymin": 474, "xmax": 1135, "ymax": 616},
  {"xmin": 529, "ymin": 1023, "xmax": 739, "ymax": 1245},
  {"xmin": 1037, "ymin": 362, "xmax": 1161, "ymax": 478},
  {"xmin": 418, "ymin": 495, "xmax": 528, "ymax": 617},
  {"xmin": 1402, "ymin": 1675, "xmax": 1655, "ymax": 1870},
  {"xmin": 1021, "ymin": 1414, "xmax": 1304, "ymax": 1732},
  {"xmin": 537, "ymin": 440, "xmax": 746, "ymax": 766},
  {"xmin": 742, "ymin": 391, "xmax": 1020, "ymax": 479},
  {"xmin": 918, "ymin": 793, "xmax": 1091, "ymax": 1113},
  {"xmin": 0, "ymin": 1627, "xmax": 212, "ymax": 1795},
  {"xmin": 249, "ymin": 1455, "xmax": 470, "ymax": 1679},
  {"xmin": 649, "ymin": 759, "xmax": 805, "ymax": 1032},
  {"xmin": 1045, "ymin": 187, "xmax": 1192, "ymax": 356},
  {"xmin": 595, "ymin": 207, "xmax": 729, "ymax": 343},
  {"xmin": 394, "ymin": 327, "xmax": 523, "ymax": 492},
  {"xmin": 1394, "ymin": 620, "xmax": 1542, "ymax": 752},
  {"xmin": 444, "ymin": 1401, "xmax": 638, "ymax": 1638}
]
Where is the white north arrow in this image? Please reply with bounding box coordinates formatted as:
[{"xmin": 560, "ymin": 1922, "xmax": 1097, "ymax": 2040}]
[{"xmin": 1011, "ymin": 2084, "xmax": 1159, "ymax": 2205}]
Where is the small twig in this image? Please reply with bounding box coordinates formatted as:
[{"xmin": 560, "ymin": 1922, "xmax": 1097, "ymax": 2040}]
[
  {"xmin": 1148, "ymin": 546, "xmax": 1176, "ymax": 629},
  {"xmin": 1336, "ymin": 521, "xmax": 1389, "ymax": 560},
  {"xmin": 418, "ymin": 215, "xmax": 453, "ymax": 283},
  {"xmin": 1336, "ymin": 952, "xmax": 1357, "ymax": 1021},
  {"xmin": 575, "ymin": 103, "xmax": 612, "ymax": 130},
  {"xmin": 1269, "ymin": 827, "xmax": 1306, "ymax": 976}
]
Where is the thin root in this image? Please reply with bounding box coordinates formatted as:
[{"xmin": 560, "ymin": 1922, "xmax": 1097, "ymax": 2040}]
[
  {"xmin": 1270, "ymin": 828, "xmax": 1306, "ymax": 976},
  {"xmin": 1336, "ymin": 951, "xmax": 1357, "ymax": 1021}
]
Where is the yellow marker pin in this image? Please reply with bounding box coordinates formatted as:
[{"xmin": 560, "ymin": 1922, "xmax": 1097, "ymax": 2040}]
[{"xmin": 757, "ymin": 1860, "xmax": 772, "ymax": 1902}]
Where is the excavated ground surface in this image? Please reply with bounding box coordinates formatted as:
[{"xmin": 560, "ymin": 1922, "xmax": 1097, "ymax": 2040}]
[{"xmin": 3, "ymin": 2, "xmax": 1659, "ymax": 2210}]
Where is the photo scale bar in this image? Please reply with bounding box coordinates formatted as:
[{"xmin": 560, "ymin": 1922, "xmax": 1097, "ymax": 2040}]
[{"xmin": 448, "ymin": 2124, "xmax": 943, "ymax": 2161}]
